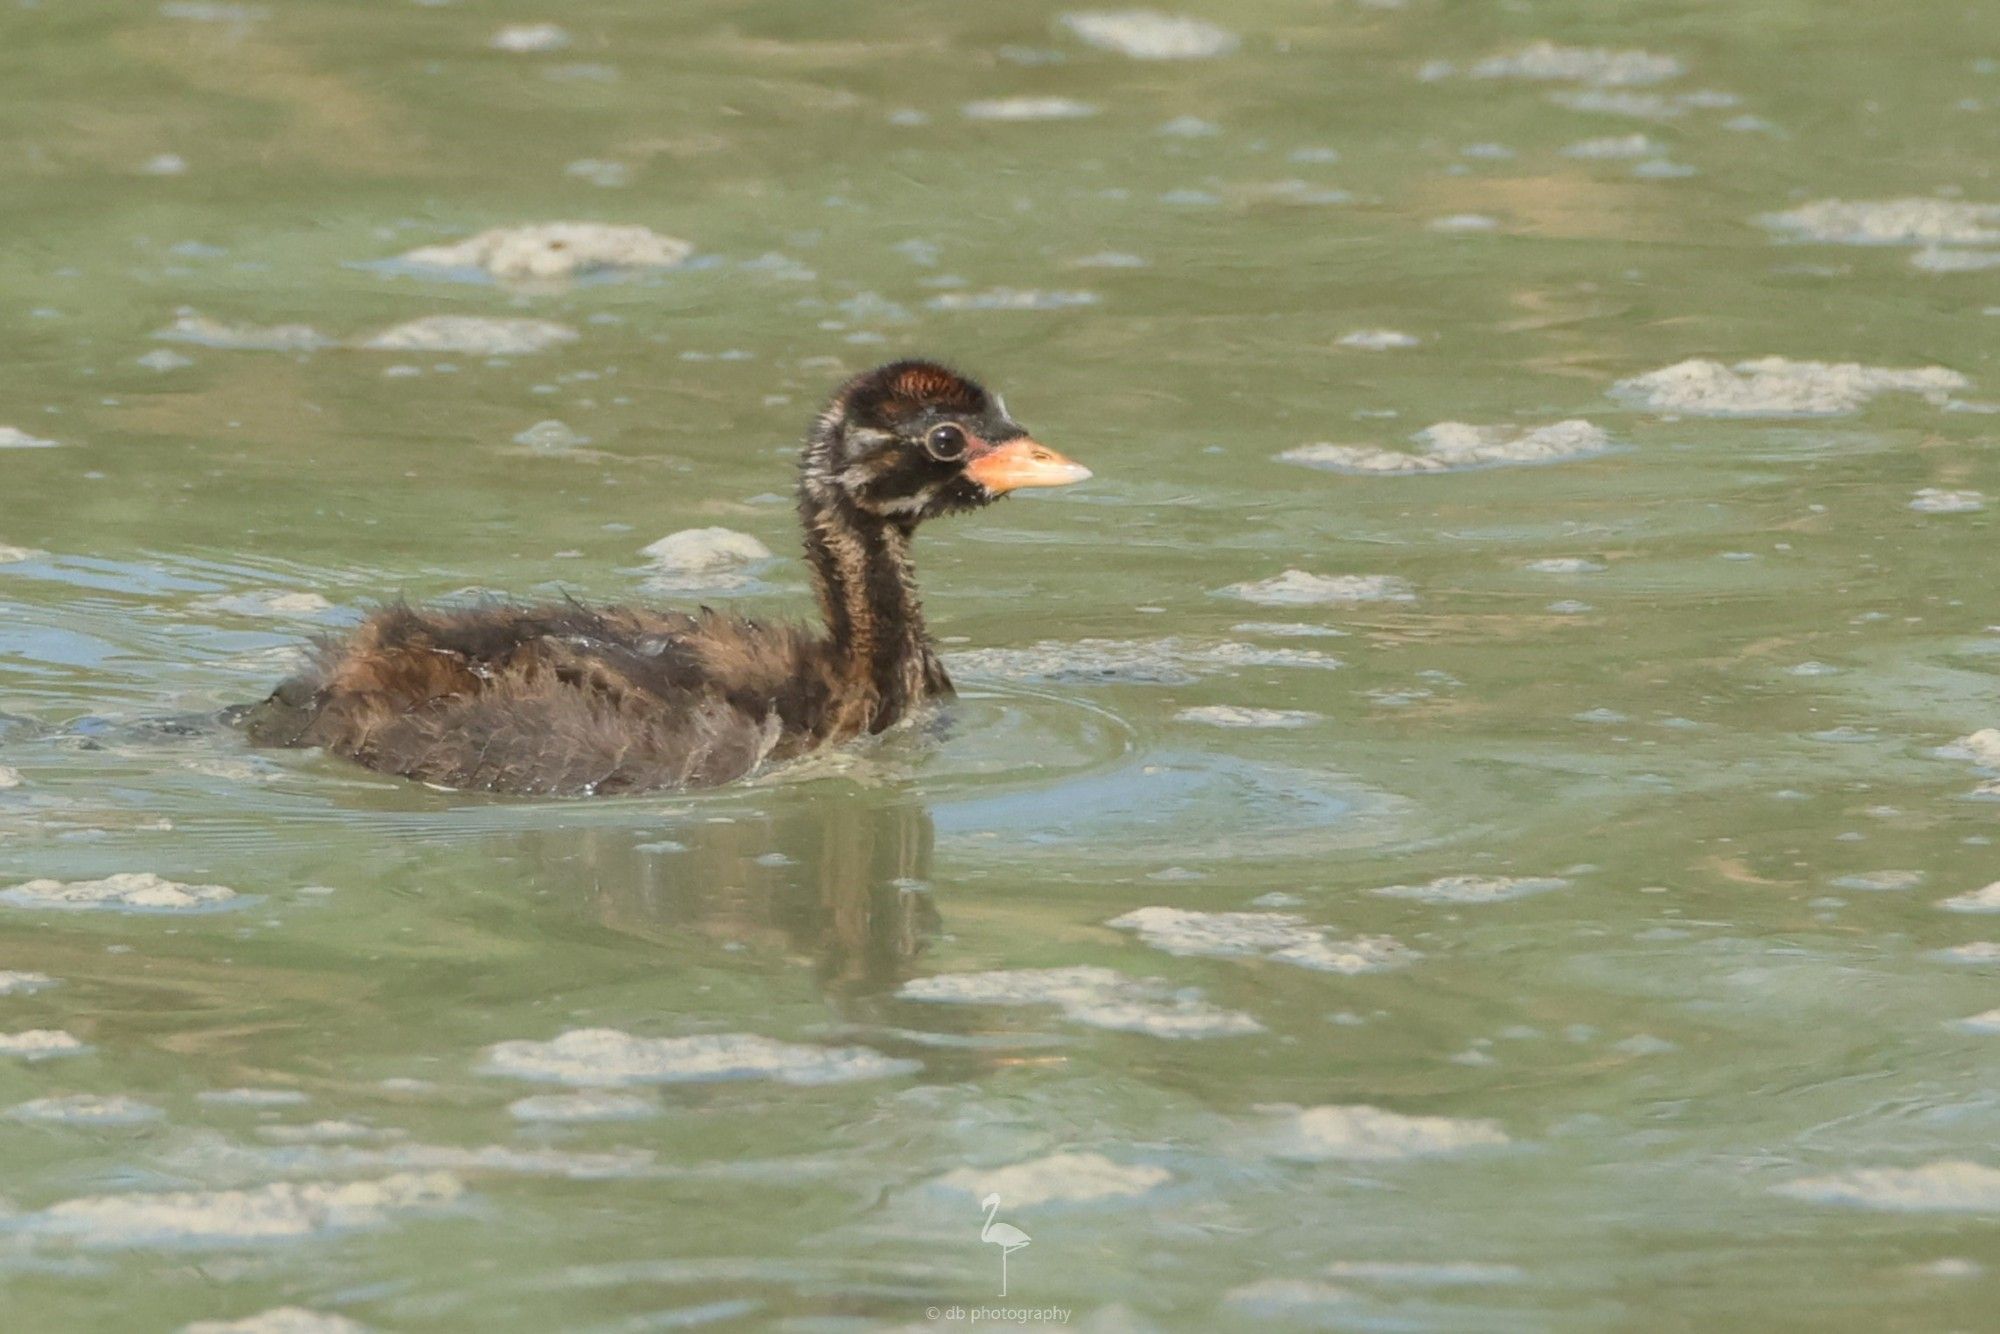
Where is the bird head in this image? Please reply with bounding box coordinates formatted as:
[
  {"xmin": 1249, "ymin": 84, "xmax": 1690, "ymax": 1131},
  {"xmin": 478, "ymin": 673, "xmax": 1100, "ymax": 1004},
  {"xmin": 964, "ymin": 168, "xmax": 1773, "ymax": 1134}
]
[{"xmin": 802, "ymin": 360, "xmax": 1090, "ymax": 524}]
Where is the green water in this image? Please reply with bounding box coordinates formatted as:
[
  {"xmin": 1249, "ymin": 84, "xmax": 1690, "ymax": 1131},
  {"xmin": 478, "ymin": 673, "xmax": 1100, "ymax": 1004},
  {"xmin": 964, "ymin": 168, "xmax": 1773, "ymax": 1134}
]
[{"xmin": 3, "ymin": 2, "xmax": 2000, "ymax": 1329}]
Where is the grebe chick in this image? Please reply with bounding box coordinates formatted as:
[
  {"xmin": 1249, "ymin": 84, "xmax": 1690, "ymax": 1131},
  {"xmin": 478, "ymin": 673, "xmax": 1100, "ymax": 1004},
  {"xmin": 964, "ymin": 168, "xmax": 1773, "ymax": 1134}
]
[{"xmin": 242, "ymin": 360, "xmax": 1091, "ymax": 794}]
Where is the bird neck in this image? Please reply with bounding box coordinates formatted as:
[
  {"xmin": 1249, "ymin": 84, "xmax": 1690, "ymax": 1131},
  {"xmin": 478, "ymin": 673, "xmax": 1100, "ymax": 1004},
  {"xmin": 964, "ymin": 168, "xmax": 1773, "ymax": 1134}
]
[
  {"xmin": 981, "ymin": 1198, "xmax": 999, "ymax": 1234},
  {"xmin": 799, "ymin": 447, "xmax": 949, "ymax": 730}
]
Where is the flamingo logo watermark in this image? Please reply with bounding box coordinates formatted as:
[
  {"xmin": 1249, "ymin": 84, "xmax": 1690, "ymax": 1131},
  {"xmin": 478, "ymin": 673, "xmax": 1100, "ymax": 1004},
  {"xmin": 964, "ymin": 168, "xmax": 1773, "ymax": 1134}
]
[{"xmin": 978, "ymin": 1192, "xmax": 1031, "ymax": 1297}]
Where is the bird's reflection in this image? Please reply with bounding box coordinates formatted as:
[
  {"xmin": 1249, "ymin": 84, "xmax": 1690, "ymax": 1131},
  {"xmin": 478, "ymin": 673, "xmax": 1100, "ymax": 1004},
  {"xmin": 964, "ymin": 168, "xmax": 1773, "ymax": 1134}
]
[{"xmin": 511, "ymin": 784, "xmax": 942, "ymax": 997}]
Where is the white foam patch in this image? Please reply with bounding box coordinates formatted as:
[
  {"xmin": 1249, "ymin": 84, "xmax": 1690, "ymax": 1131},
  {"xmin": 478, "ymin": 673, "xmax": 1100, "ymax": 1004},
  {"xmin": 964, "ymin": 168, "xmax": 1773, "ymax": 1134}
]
[
  {"xmin": 7, "ymin": 1094, "xmax": 164, "ymax": 1126},
  {"xmin": 1911, "ymin": 248, "xmax": 2000, "ymax": 274},
  {"xmin": 1757, "ymin": 199, "xmax": 2000, "ymax": 248},
  {"xmin": 1282, "ymin": 419, "xmax": 1610, "ymax": 475},
  {"xmin": 397, "ymin": 223, "xmax": 693, "ymax": 282},
  {"xmin": 1549, "ymin": 88, "xmax": 1737, "ymax": 119},
  {"xmin": 1175, "ymin": 706, "xmax": 1318, "ymax": 729},
  {"xmin": 1774, "ymin": 1162, "xmax": 2000, "ymax": 1212},
  {"xmin": 1107, "ymin": 907, "xmax": 1418, "ymax": 975},
  {"xmin": 1525, "ymin": 558, "xmax": 1606, "ymax": 574},
  {"xmin": 507, "ymin": 1090, "xmax": 659, "ymax": 1124},
  {"xmin": 184, "ymin": 1309, "xmax": 370, "ymax": 1334},
  {"xmin": 198, "ymin": 1088, "xmax": 309, "ymax": 1108},
  {"xmin": 362, "ymin": 316, "xmax": 579, "ymax": 355},
  {"xmin": 19, "ymin": 1173, "xmax": 463, "ymax": 1247},
  {"xmin": 1336, "ymin": 329, "xmax": 1421, "ymax": 350},
  {"xmin": 0, "ymin": 971, "xmax": 55, "ymax": 996},
  {"xmin": 1229, "ymin": 622, "xmax": 1347, "ymax": 638},
  {"xmin": 490, "ymin": 22, "xmax": 569, "ymax": 52},
  {"xmin": 1911, "ymin": 488, "xmax": 1985, "ymax": 514},
  {"xmin": 927, "ymin": 288, "xmax": 1100, "ymax": 311},
  {"xmin": 1938, "ymin": 731, "xmax": 2000, "ymax": 768},
  {"xmin": 641, "ymin": 528, "xmax": 772, "ymax": 574},
  {"xmin": 1, "ymin": 873, "xmax": 240, "ymax": 914},
  {"xmin": 1829, "ymin": 870, "xmax": 1924, "ymax": 892},
  {"xmin": 1953, "ymin": 1009, "xmax": 2000, "ymax": 1034},
  {"xmin": 1609, "ymin": 357, "xmax": 1967, "ymax": 417},
  {"xmin": 0, "ymin": 544, "xmax": 46, "ymax": 562},
  {"xmin": 479, "ymin": 1029, "xmax": 918, "ymax": 1087},
  {"xmin": 1058, "ymin": 10, "xmax": 1236, "ymax": 59},
  {"xmin": 962, "ymin": 97, "xmax": 1099, "ymax": 121},
  {"xmin": 1371, "ymin": 875, "xmax": 1569, "ymax": 904},
  {"xmin": 1562, "ymin": 133, "xmax": 1661, "ymax": 159},
  {"xmin": 0, "ymin": 1030, "xmax": 88, "ymax": 1061},
  {"xmin": 1326, "ymin": 1260, "xmax": 1525, "ymax": 1285},
  {"xmin": 155, "ymin": 311, "xmax": 332, "ymax": 352},
  {"xmin": 1216, "ymin": 570, "xmax": 1415, "ymax": 606},
  {"xmin": 1467, "ymin": 41, "xmax": 1683, "ymax": 86},
  {"xmin": 1430, "ymin": 214, "xmax": 1500, "ymax": 233},
  {"xmin": 935, "ymin": 1151, "xmax": 1170, "ymax": 1207},
  {"xmin": 193, "ymin": 591, "xmax": 334, "ymax": 618},
  {"xmin": 898, "ymin": 965, "xmax": 1263, "ymax": 1039},
  {"xmin": 1930, "ymin": 942, "xmax": 2000, "ymax": 964},
  {"xmin": 1224, "ymin": 1279, "xmax": 1355, "ymax": 1319},
  {"xmin": 1265, "ymin": 1104, "xmax": 1510, "ymax": 1161},
  {"xmin": 256, "ymin": 1120, "xmax": 402, "ymax": 1145},
  {"xmin": 0, "ymin": 426, "xmax": 60, "ymax": 451},
  {"xmin": 945, "ymin": 637, "xmax": 1342, "ymax": 686}
]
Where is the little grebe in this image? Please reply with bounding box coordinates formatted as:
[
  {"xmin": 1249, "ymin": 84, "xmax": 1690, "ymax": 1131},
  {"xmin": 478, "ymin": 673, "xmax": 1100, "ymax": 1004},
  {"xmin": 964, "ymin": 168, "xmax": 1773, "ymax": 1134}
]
[{"xmin": 242, "ymin": 360, "xmax": 1090, "ymax": 794}]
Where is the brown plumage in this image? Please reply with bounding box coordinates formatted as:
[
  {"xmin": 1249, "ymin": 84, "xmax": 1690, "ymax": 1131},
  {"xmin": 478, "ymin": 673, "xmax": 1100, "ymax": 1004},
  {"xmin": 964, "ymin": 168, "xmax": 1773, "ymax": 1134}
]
[{"xmin": 240, "ymin": 361, "xmax": 1091, "ymax": 795}]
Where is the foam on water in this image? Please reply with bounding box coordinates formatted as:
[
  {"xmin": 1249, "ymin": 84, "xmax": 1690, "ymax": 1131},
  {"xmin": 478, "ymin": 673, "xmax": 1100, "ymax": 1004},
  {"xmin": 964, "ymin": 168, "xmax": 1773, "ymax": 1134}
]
[
  {"xmin": 198, "ymin": 1088, "xmax": 310, "ymax": 1108},
  {"xmin": 1326, "ymin": 1260, "xmax": 1525, "ymax": 1285},
  {"xmin": 1107, "ymin": 907, "xmax": 1418, "ymax": 975},
  {"xmin": 1525, "ymin": 558, "xmax": 1606, "ymax": 574},
  {"xmin": 1609, "ymin": 358, "xmax": 1968, "ymax": 417},
  {"xmin": 1952, "ymin": 1009, "xmax": 2000, "ymax": 1034},
  {"xmin": 1828, "ymin": 870, "xmax": 1924, "ymax": 892},
  {"xmin": 155, "ymin": 311, "xmax": 332, "ymax": 352},
  {"xmin": 1281, "ymin": 419, "xmax": 1610, "ymax": 474},
  {"xmin": 1058, "ymin": 11, "xmax": 1238, "ymax": 60},
  {"xmin": 7, "ymin": 1095, "xmax": 163, "ymax": 1126},
  {"xmin": 1911, "ymin": 247, "xmax": 2000, "ymax": 273},
  {"xmin": 1216, "ymin": 570, "xmax": 1416, "ymax": 606},
  {"xmin": 184, "ymin": 1310, "xmax": 370, "ymax": 1334},
  {"xmin": 362, "ymin": 316, "xmax": 579, "ymax": 355},
  {"xmin": 1, "ymin": 873, "xmax": 241, "ymax": 914},
  {"xmin": 1264, "ymin": 1104, "xmax": 1510, "ymax": 1161},
  {"xmin": 0, "ymin": 971, "xmax": 55, "ymax": 996},
  {"xmin": 1930, "ymin": 942, "xmax": 2000, "ymax": 963},
  {"xmin": 507, "ymin": 1091, "xmax": 659, "ymax": 1124},
  {"xmin": 898, "ymin": 965, "xmax": 1263, "ymax": 1039},
  {"xmin": 1910, "ymin": 488, "xmax": 1985, "ymax": 514},
  {"xmin": 934, "ymin": 1151, "xmax": 1171, "ymax": 1207},
  {"xmin": 490, "ymin": 22, "xmax": 568, "ymax": 52},
  {"xmin": 1223, "ymin": 1279, "xmax": 1355, "ymax": 1320},
  {"xmin": 1175, "ymin": 706, "xmax": 1319, "ymax": 729},
  {"xmin": 1936, "ymin": 731, "xmax": 2000, "ymax": 768},
  {"xmin": 945, "ymin": 637, "xmax": 1342, "ymax": 686},
  {"xmin": 17, "ymin": 1173, "xmax": 464, "ymax": 1247},
  {"xmin": 1774, "ymin": 1162, "xmax": 2000, "ymax": 1212},
  {"xmin": 396, "ymin": 223, "xmax": 693, "ymax": 282},
  {"xmin": 640, "ymin": 528, "xmax": 772, "ymax": 574},
  {"xmin": 962, "ymin": 97, "xmax": 1099, "ymax": 121},
  {"xmin": 1562, "ymin": 133, "xmax": 1661, "ymax": 158},
  {"xmin": 192, "ymin": 591, "xmax": 335, "ymax": 619},
  {"xmin": 927, "ymin": 288, "xmax": 1100, "ymax": 311},
  {"xmin": 1757, "ymin": 198, "xmax": 2000, "ymax": 247},
  {"xmin": 0, "ymin": 544, "xmax": 46, "ymax": 562},
  {"xmin": 1336, "ymin": 330, "xmax": 1421, "ymax": 350},
  {"xmin": 479, "ymin": 1029, "xmax": 920, "ymax": 1086},
  {"xmin": 0, "ymin": 1031, "xmax": 88, "ymax": 1060},
  {"xmin": 1465, "ymin": 41, "xmax": 1683, "ymax": 86},
  {"xmin": 1370, "ymin": 875, "xmax": 1570, "ymax": 904}
]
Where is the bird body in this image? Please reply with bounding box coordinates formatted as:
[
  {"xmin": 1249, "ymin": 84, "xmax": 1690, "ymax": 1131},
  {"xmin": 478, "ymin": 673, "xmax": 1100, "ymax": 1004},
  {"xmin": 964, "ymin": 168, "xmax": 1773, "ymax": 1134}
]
[{"xmin": 241, "ymin": 362, "xmax": 1089, "ymax": 795}]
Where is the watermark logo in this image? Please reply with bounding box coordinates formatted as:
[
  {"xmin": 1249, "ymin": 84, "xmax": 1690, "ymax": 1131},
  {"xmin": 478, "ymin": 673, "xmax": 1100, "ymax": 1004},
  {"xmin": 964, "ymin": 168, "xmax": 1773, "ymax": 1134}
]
[{"xmin": 978, "ymin": 1192, "xmax": 1031, "ymax": 1297}]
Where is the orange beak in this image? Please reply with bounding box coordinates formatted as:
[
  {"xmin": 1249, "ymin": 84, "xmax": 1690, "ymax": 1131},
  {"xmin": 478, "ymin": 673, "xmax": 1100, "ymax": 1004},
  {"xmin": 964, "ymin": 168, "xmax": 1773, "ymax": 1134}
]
[{"xmin": 964, "ymin": 438, "xmax": 1092, "ymax": 495}]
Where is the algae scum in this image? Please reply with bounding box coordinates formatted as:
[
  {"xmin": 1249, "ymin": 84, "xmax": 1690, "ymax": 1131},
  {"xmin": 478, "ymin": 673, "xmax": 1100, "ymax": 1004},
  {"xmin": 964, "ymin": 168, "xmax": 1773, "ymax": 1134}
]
[{"xmin": 3, "ymin": 2, "xmax": 2000, "ymax": 1330}]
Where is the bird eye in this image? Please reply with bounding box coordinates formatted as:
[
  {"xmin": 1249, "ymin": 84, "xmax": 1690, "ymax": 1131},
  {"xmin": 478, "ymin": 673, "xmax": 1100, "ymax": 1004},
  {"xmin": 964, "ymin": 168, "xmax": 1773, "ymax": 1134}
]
[{"xmin": 924, "ymin": 423, "xmax": 968, "ymax": 461}]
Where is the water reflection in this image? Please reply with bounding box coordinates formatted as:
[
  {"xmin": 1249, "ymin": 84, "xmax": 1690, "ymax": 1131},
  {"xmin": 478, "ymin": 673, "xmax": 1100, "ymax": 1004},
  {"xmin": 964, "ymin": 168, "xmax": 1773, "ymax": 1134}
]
[{"xmin": 514, "ymin": 784, "xmax": 941, "ymax": 998}]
